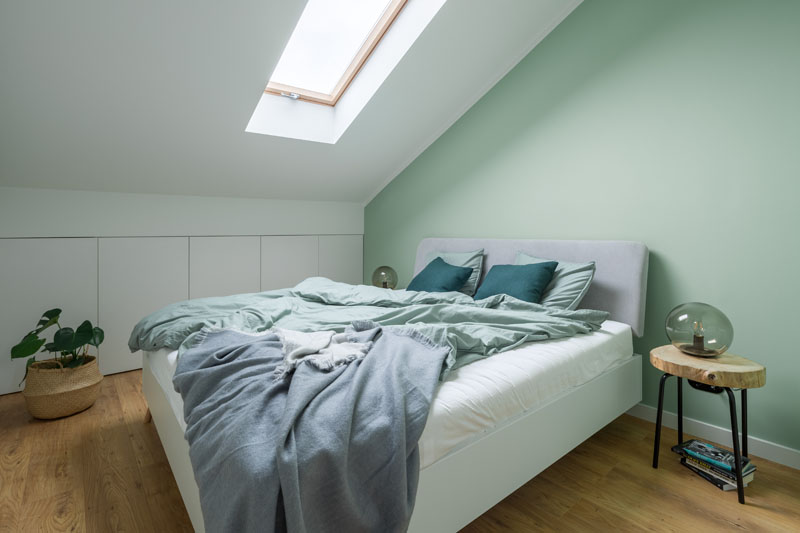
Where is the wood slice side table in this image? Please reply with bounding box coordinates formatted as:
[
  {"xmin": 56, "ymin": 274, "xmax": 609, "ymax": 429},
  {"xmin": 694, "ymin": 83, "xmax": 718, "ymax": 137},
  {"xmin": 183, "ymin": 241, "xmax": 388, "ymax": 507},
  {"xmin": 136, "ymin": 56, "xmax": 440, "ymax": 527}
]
[{"xmin": 649, "ymin": 344, "xmax": 766, "ymax": 504}]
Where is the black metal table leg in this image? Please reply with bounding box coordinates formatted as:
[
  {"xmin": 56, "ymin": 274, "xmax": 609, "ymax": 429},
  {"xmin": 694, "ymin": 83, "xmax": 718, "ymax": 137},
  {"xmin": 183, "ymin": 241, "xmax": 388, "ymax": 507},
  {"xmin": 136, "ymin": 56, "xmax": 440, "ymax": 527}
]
[
  {"xmin": 725, "ymin": 387, "xmax": 746, "ymax": 504},
  {"xmin": 677, "ymin": 377, "xmax": 683, "ymax": 445},
  {"xmin": 742, "ymin": 389, "xmax": 748, "ymax": 457},
  {"xmin": 652, "ymin": 373, "xmax": 672, "ymax": 468}
]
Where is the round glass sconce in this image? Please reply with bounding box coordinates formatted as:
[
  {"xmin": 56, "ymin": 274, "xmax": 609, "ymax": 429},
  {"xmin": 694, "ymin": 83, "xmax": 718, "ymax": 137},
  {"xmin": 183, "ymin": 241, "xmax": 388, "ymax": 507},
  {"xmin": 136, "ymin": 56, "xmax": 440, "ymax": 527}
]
[
  {"xmin": 665, "ymin": 302, "xmax": 733, "ymax": 357},
  {"xmin": 372, "ymin": 266, "xmax": 398, "ymax": 289}
]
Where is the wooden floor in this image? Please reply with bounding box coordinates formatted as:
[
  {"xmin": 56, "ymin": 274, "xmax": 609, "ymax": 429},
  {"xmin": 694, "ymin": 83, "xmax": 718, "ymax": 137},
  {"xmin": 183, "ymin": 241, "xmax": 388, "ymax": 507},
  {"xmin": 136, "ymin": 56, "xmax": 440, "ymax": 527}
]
[
  {"xmin": 1, "ymin": 371, "xmax": 798, "ymax": 532},
  {"xmin": 463, "ymin": 417, "xmax": 800, "ymax": 532},
  {"xmin": 0, "ymin": 370, "xmax": 191, "ymax": 533}
]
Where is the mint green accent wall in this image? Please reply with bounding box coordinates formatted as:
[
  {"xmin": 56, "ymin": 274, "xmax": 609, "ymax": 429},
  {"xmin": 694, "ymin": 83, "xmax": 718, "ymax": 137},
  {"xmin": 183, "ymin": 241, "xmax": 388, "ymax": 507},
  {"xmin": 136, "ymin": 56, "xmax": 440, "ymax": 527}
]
[{"xmin": 365, "ymin": 1, "xmax": 800, "ymax": 449}]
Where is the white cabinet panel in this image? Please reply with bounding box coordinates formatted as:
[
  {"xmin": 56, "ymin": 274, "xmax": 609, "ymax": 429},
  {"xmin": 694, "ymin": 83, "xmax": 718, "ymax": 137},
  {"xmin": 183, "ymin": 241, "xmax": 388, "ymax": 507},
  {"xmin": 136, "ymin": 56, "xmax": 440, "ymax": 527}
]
[
  {"xmin": 190, "ymin": 236, "xmax": 260, "ymax": 298},
  {"xmin": 0, "ymin": 238, "xmax": 98, "ymax": 395},
  {"xmin": 1, "ymin": 233, "xmax": 361, "ymax": 387},
  {"xmin": 319, "ymin": 235, "xmax": 363, "ymax": 285},
  {"xmin": 99, "ymin": 238, "xmax": 188, "ymax": 375},
  {"xmin": 260, "ymin": 236, "xmax": 318, "ymax": 290}
]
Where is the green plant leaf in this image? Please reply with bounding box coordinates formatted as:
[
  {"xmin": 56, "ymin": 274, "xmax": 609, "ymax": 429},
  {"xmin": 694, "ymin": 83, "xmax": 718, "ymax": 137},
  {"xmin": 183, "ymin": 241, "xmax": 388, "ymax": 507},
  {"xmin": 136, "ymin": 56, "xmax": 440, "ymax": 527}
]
[
  {"xmin": 11, "ymin": 333, "xmax": 45, "ymax": 359},
  {"xmin": 34, "ymin": 308, "xmax": 62, "ymax": 334},
  {"xmin": 43, "ymin": 342, "xmax": 57, "ymax": 353},
  {"xmin": 19, "ymin": 356, "xmax": 36, "ymax": 386},
  {"xmin": 73, "ymin": 320, "xmax": 93, "ymax": 349},
  {"xmin": 90, "ymin": 327, "xmax": 105, "ymax": 348},
  {"xmin": 42, "ymin": 308, "xmax": 61, "ymax": 320},
  {"xmin": 52, "ymin": 327, "xmax": 75, "ymax": 352}
]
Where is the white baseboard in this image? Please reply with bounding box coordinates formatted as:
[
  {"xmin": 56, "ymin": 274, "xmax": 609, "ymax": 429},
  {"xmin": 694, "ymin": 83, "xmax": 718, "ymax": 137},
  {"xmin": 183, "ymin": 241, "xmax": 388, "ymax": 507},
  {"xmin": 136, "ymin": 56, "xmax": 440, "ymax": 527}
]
[{"xmin": 626, "ymin": 403, "xmax": 800, "ymax": 471}]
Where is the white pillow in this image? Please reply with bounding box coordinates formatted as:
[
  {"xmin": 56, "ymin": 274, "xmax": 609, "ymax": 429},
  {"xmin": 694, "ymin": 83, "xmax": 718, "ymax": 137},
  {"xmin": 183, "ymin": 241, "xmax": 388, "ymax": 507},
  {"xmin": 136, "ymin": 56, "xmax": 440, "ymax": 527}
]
[{"xmin": 515, "ymin": 252, "xmax": 595, "ymax": 309}]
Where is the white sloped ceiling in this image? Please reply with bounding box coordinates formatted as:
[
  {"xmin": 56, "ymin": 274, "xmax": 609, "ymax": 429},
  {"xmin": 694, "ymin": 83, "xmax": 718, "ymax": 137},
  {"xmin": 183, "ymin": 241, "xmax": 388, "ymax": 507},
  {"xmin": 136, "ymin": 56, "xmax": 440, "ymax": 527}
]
[{"xmin": 0, "ymin": 0, "xmax": 580, "ymax": 203}]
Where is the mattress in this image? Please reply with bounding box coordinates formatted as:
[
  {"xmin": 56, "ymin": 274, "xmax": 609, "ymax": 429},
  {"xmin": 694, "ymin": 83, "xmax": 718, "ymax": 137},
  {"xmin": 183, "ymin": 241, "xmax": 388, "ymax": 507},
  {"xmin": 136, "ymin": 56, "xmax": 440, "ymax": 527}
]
[{"xmin": 145, "ymin": 320, "xmax": 632, "ymax": 470}]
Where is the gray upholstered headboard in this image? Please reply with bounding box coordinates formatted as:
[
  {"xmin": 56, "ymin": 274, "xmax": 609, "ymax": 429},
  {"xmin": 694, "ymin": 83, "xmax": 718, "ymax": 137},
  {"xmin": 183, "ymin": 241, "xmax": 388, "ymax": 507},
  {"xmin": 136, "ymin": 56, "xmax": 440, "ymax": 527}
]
[{"xmin": 414, "ymin": 238, "xmax": 649, "ymax": 337}]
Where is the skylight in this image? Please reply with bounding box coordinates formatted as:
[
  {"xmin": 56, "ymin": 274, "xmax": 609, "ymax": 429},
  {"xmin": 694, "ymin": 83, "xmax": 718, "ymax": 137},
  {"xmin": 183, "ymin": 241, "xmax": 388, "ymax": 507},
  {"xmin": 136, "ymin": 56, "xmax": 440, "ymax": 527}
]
[{"xmin": 266, "ymin": 0, "xmax": 407, "ymax": 106}]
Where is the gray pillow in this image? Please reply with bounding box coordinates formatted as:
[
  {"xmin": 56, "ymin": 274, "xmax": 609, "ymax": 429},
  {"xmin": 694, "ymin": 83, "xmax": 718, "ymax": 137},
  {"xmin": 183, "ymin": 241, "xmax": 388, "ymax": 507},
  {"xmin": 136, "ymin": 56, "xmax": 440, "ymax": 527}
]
[
  {"xmin": 426, "ymin": 249, "xmax": 484, "ymax": 296},
  {"xmin": 515, "ymin": 252, "xmax": 595, "ymax": 310}
]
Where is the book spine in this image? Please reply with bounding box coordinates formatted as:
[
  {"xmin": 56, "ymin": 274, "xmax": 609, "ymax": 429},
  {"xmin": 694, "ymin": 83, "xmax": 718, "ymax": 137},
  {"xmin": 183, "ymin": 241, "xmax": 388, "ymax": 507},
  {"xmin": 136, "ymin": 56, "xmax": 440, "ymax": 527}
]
[
  {"xmin": 682, "ymin": 443, "xmax": 753, "ymax": 474},
  {"xmin": 685, "ymin": 456, "xmax": 739, "ymax": 483},
  {"xmin": 684, "ymin": 448, "xmax": 739, "ymax": 472},
  {"xmin": 684, "ymin": 454, "xmax": 755, "ymax": 481},
  {"xmin": 681, "ymin": 460, "xmax": 734, "ymax": 491},
  {"xmin": 672, "ymin": 445, "xmax": 754, "ymax": 479}
]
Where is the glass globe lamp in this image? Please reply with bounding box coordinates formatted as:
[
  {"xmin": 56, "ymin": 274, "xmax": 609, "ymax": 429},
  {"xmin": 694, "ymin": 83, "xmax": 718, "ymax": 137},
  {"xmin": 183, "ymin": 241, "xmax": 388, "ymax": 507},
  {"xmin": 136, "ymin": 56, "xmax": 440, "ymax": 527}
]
[
  {"xmin": 371, "ymin": 266, "xmax": 398, "ymax": 289},
  {"xmin": 665, "ymin": 302, "xmax": 733, "ymax": 357}
]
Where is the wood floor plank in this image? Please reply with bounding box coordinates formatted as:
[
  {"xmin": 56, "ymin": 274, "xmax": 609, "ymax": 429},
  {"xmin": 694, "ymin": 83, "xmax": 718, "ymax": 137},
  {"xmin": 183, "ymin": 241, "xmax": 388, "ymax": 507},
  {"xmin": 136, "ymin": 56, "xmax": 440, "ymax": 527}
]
[
  {"xmin": 465, "ymin": 417, "xmax": 800, "ymax": 532},
  {"xmin": 112, "ymin": 371, "xmax": 168, "ymax": 470},
  {"xmin": 1, "ymin": 370, "xmax": 798, "ymax": 532},
  {"xmin": 21, "ymin": 490, "xmax": 84, "ymax": 533},
  {"xmin": 0, "ymin": 372, "xmax": 190, "ymax": 532},
  {"xmin": 112, "ymin": 370, "xmax": 193, "ymax": 531},
  {"xmin": 83, "ymin": 378, "xmax": 160, "ymax": 532},
  {"xmin": 0, "ymin": 393, "xmax": 32, "ymax": 533}
]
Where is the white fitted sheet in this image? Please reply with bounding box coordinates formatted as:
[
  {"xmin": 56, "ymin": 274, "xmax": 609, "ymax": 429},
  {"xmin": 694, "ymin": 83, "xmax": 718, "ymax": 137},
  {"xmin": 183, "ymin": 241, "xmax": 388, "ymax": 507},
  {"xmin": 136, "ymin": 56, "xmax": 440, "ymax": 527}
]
[{"xmin": 145, "ymin": 320, "xmax": 632, "ymax": 469}]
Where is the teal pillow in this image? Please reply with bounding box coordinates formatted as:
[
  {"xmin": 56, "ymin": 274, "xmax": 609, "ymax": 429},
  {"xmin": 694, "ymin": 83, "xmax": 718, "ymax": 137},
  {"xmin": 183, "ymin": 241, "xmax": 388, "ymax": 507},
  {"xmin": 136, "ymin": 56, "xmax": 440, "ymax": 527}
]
[
  {"xmin": 425, "ymin": 249, "xmax": 484, "ymax": 296},
  {"xmin": 474, "ymin": 262, "xmax": 558, "ymax": 303},
  {"xmin": 515, "ymin": 252, "xmax": 596, "ymax": 310},
  {"xmin": 407, "ymin": 257, "xmax": 473, "ymax": 293}
]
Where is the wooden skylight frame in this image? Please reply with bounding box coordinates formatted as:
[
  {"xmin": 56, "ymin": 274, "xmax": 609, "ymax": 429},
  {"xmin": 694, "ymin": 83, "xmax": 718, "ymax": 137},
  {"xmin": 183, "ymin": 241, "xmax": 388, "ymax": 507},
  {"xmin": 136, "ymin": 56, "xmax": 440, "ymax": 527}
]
[{"xmin": 265, "ymin": 0, "xmax": 408, "ymax": 106}]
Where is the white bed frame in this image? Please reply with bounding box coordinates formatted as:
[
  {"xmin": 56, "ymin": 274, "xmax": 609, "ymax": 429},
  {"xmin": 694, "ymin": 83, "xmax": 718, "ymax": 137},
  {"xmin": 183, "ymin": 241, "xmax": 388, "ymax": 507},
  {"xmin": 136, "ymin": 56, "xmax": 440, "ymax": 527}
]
[{"xmin": 141, "ymin": 238, "xmax": 649, "ymax": 532}]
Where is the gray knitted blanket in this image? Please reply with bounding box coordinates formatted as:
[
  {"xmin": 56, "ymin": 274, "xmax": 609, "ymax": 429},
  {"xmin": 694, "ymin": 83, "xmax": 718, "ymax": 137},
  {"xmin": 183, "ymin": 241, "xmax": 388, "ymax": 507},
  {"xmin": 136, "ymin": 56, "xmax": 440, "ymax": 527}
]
[{"xmin": 172, "ymin": 322, "xmax": 448, "ymax": 533}]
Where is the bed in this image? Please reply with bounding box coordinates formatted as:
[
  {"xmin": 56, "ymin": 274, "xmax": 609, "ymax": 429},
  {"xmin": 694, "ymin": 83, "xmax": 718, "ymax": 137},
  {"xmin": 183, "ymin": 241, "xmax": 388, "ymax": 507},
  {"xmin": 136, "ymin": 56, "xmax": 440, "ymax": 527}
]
[{"xmin": 140, "ymin": 238, "xmax": 649, "ymax": 532}]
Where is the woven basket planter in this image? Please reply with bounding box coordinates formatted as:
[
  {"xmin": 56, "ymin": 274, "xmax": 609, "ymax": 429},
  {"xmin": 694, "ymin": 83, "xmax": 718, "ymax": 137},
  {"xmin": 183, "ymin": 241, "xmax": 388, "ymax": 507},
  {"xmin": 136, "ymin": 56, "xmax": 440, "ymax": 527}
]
[{"xmin": 22, "ymin": 356, "xmax": 103, "ymax": 419}]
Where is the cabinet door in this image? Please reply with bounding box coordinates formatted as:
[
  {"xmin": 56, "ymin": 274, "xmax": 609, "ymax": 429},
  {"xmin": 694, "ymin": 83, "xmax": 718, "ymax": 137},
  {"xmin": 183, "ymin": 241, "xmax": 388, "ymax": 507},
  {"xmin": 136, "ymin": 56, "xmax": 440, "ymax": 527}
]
[
  {"xmin": 318, "ymin": 235, "xmax": 363, "ymax": 285},
  {"xmin": 189, "ymin": 236, "xmax": 260, "ymax": 298},
  {"xmin": 99, "ymin": 238, "xmax": 188, "ymax": 375},
  {"xmin": 0, "ymin": 238, "xmax": 98, "ymax": 395},
  {"xmin": 260, "ymin": 236, "xmax": 318, "ymax": 290}
]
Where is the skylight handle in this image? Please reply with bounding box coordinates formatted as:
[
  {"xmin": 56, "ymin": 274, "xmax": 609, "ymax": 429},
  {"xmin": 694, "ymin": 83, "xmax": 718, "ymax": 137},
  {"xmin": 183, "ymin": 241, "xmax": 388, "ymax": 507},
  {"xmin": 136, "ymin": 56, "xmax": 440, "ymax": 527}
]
[{"xmin": 280, "ymin": 92, "xmax": 300, "ymax": 100}]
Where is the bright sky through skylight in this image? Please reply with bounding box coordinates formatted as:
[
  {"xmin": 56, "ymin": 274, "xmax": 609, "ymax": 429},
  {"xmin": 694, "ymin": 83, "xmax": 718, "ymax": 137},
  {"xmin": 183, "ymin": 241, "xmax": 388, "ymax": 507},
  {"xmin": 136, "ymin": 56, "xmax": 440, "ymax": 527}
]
[{"xmin": 269, "ymin": 0, "xmax": 392, "ymax": 95}]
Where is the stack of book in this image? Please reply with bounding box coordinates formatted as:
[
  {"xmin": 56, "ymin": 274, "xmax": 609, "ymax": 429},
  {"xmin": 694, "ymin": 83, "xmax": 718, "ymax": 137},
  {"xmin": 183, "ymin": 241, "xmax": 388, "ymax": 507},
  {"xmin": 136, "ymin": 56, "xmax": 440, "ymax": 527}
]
[{"xmin": 671, "ymin": 439, "xmax": 756, "ymax": 492}]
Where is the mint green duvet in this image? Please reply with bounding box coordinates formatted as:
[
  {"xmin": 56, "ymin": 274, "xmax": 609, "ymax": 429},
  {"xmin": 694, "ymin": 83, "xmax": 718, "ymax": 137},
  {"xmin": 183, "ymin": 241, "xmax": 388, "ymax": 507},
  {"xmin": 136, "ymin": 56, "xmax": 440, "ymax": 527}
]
[{"xmin": 128, "ymin": 277, "xmax": 609, "ymax": 373}]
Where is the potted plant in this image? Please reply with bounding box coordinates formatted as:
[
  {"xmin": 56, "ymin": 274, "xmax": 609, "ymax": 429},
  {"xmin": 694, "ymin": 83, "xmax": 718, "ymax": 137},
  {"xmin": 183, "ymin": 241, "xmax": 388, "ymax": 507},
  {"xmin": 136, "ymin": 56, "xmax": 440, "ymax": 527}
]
[{"xmin": 10, "ymin": 308, "xmax": 105, "ymax": 419}]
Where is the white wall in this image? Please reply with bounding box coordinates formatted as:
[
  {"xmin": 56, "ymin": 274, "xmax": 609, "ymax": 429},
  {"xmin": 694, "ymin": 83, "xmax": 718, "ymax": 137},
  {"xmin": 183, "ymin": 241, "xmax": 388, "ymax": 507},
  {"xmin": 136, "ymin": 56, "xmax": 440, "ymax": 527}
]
[
  {"xmin": 0, "ymin": 239, "xmax": 98, "ymax": 395},
  {"xmin": 0, "ymin": 186, "xmax": 363, "ymax": 237},
  {"xmin": 0, "ymin": 187, "xmax": 364, "ymax": 395}
]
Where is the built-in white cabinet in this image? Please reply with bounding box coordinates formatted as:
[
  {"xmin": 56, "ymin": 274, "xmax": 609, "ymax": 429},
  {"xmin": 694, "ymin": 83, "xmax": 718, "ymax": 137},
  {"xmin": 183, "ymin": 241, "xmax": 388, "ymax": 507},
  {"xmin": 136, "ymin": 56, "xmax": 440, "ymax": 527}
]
[
  {"xmin": 0, "ymin": 238, "xmax": 98, "ymax": 395},
  {"xmin": 319, "ymin": 235, "xmax": 363, "ymax": 285},
  {"xmin": 261, "ymin": 236, "xmax": 319, "ymax": 290},
  {"xmin": 0, "ymin": 233, "xmax": 362, "ymax": 393},
  {"xmin": 99, "ymin": 238, "xmax": 189, "ymax": 375},
  {"xmin": 190, "ymin": 237, "xmax": 260, "ymax": 298}
]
